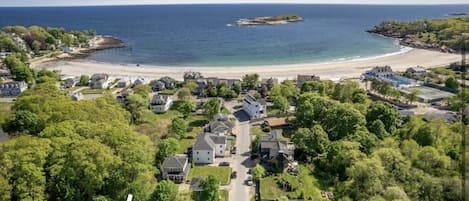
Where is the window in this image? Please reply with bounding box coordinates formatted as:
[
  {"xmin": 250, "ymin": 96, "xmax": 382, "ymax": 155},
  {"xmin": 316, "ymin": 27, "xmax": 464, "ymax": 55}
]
[
  {"xmin": 220, "ymin": 151, "xmax": 223, "ymax": 154},
  {"xmin": 197, "ymin": 158, "xmax": 199, "ymax": 161},
  {"xmin": 196, "ymin": 151, "xmax": 199, "ymax": 154},
  {"xmin": 207, "ymin": 152, "xmax": 210, "ymax": 154},
  {"xmin": 220, "ymin": 145, "xmax": 222, "ymax": 148},
  {"xmin": 208, "ymin": 158, "xmax": 210, "ymax": 161}
]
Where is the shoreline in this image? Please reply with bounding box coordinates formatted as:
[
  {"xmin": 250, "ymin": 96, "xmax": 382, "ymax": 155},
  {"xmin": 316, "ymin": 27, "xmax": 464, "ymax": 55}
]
[
  {"xmin": 29, "ymin": 35, "xmax": 125, "ymax": 68},
  {"xmin": 34, "ymin": 48, "xmax": 461, "ymax": 81}
]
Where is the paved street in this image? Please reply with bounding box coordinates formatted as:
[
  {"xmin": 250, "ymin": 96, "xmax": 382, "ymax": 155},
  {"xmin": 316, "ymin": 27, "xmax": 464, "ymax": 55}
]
[{"xmin": 229, "ymin": 119, "xmax": 254, "ymax": 201}]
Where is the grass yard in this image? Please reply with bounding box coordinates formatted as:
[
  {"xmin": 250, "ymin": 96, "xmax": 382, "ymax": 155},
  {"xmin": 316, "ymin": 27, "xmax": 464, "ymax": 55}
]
[
  {"xmin": 250, "ymin": 125, "xmax": 265, "ymax": 136},
  {"xmin": 188, "ymin": 166, "xmax": 232, "ymax": 185},
  {"xmin": 260, "ymin": 165, "xmax": 322, "ymax": 201},
  {"xmin": 159, "ymin": 88, "xmax": 178, "ymax": 95},
  {"xmin": 80, "ymin": 88, "xmax": 108, "ymax": 94},
  {"xmin": 220, "ymin": 189, "xmax": 229, "ymax": 201}
]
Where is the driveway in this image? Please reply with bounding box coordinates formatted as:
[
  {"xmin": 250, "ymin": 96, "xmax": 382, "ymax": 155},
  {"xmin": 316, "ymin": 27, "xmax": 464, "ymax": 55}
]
[{"xmin": 229, "ymin": 120, "xmax": 254, "ymax": 201}]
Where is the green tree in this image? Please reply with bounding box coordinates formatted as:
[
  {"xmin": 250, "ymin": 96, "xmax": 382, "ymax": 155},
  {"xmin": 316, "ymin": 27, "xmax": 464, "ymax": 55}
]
[
  {"xmin": 444, "ymin": 76, "xmax": 459, "ymax": 89},
  {"xmin": 272, "ymin": 96, "xmax": 289, "ymax": 114},
  {"xmin": 155, "ymin": 138, "xmax": 180, "ymax": 166},
  {"xmin": 79, "ymin": 75, "xmax": 90, "ymax": 86},
  {"xmin": 366, "ymin": 102, "xmax": 399, "ymax": 133},
  {"xmin": 133, "ymin": 84, "xmax": 151, "ymax": 99},
  {"xmin": 7, "ymin": 110, "xmax": 45, "ymax": 135},
  {"xmin": 126, "ymin": 94, "xmax": 149, "ymax": 124},
  {"xmin": 150, "ymin": 180, "xmax": 179, "ymax": 201},
  {"xmin": 345, "ymin": 158, "xmax": 386, "ymax": 200},
  {"xmin": 406, "ymin": 89, "xmax": 419, "ymax": 104},
  {"xmin": 170, "ymin": 118, "xmax": 186, "ymax": 139},
  {"xmin": 323, "ymin": 104, "xmax": 366, "ymax": 140},
  {"xmin": 32, "ymin": 40, "xmax": 42, "ymax": 53},
  {"xmin": 196, "ymin": 175, "xmax": 220, "ymax": 201},
  {"xmin": 177, "ymin": 100, "xmax": 196, "ymax": 118},
  {"xmin": 383, "ymin": 186, "xmax": 411, "ymax": 201},
  {"xmin": 242, "ymin": 73, "xmax": 260, "ymax": 90},
  {"xmin": 203, "ymin": 98, "xmax": 220, "ymax": 119},
  {"xmin": 368, "ymin": 120, "xmax": 389, "ymax": 139},
  {"xmin": 251, "ymin": 164, "xmax": 265, "ymax": 182},
  {"xmin": 292, "ymin": 125, "xmax": 330, "ymax": 157},
  {"xmin": 184, "ymin": 80, "xmax": 198, "ymax": 92},
  {"xmin": 178, "ymin": 88, "xmax": 192, "ymax": 101}
]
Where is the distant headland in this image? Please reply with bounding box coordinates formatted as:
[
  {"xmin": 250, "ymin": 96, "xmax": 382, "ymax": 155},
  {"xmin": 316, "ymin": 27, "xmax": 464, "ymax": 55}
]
[{"xmin": 231, "ymin": 14, "xmax": 303, "ymax": 26}]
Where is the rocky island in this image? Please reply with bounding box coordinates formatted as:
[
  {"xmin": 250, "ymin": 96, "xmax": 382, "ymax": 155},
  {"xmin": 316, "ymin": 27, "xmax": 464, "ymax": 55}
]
[
  {"xmin": 367, "ymin": 17, "xmax": 469, "ymax": 53},
  {"xmin": 233, "ymin": 14, "xmax": 303, "ymax": 26}
]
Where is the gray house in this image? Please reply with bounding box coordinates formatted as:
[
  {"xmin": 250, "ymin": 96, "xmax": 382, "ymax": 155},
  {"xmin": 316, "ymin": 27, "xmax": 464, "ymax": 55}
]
[
  {"xmin": 260, "ymin": 130, "xmax": 295, "ymax": 169},
  {"xmin": 205, "ymin": 114, "xmax": 234, "ymax": 136},
  {"xmin": 0, "ymin": 81, "xmax": 27, "ymax": 96},
  {"xmin": 161, "ymin": 155, "xmax": 191, "ymax": 183},
  {"xmin": 151, "ymin": 80, "xmax": 166, "ymax": 92},
  {"xmin": 159, "ymin": 76, "xmax": 176, "ymax": 89},
  {"xmin": 89, "ymin": 74, "xmax": 110, "ymax": 89},
  {"xmin": 150, "ymin": 94, "xmax": 173, "ymax": 113}
]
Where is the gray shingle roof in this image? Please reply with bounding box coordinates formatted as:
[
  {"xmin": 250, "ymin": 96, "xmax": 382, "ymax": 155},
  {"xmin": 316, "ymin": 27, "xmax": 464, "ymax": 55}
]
[
  {"xmin": 193, "ymin": 133, "xmax": 226, "ymax": 150},
  {"xmin": 162, "ymin": 155, "xmax": 188, "ymax": 169}
]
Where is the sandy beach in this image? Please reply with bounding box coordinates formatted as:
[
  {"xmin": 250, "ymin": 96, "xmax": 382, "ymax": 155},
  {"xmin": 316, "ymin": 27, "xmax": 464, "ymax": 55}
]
[{"xmin": 34, "ymin": 48, "xmax": 461, "ymax": 81}]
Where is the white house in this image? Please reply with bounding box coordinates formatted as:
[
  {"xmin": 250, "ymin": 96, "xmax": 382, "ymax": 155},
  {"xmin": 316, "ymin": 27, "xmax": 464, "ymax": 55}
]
[
  {"xmin": 243, "ymin": 94, "xmax": 267, "ymax": 119},
  {"xmin": 150, "ymin": 94, "xmax": 173, "ymax": 113},
  {"xmin": 192, "ymin": 133, "xmax": 228, "ymax": 164},
  {"xmin": 89, "ymin": 74, "xmax": 110, "ymax": 89},
  {"xmin": 362, "ymin": 66, "xmax": 417, "ymax": 88}
]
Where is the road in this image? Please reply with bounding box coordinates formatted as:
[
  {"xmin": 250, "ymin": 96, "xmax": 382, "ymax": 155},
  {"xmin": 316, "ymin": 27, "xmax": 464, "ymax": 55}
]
[{"xmin": 228, "ymin": 119, "xmax": 254, "ymax": 201}]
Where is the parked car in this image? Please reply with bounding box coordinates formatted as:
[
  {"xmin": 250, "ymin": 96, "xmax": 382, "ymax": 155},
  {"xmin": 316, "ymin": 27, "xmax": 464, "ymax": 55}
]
[
  {"xmin": 231, "ymin": 171, "xmax": 237, "ymax": 179},
  {"xmin": 245, "ymin": 176, "xmax": 253, "ymax": 186},
  {"xmin": 231, "ymin": 147, "xmax": 237, "ymax": 154},
  {"xmin": 247, "ymin": 168, "xmax": 252, "ymax": 174},
  {"xmin": 219, "ymin": 162, "xmax": 230, "ymax": 167}
]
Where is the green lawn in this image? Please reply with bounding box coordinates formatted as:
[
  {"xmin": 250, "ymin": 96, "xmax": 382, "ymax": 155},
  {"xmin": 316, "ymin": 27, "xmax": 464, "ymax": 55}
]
[
  {"xmin": 250, "ymin": 125, "xmax": 265, "ymax": 136},
  {"xmin": 80, "ymin": 88, "xmax": 108, "ymax": 94},
  {"xmin": 260, "ymin": 165, "xmax": 322, "ymax": 201},
  {"xmin": 188, "ymin": 166, "xmax": 232, "ymax": 185},
  {"xmin": 159, "ymin": 88, "xmax": 178, "ymax": 95},
  {"xmin": 220, "ymin": 189, "xmax": 229, "ymax": 201},
  {"xmin": 135, "ymin": 109, "xmax": 208, "ymax": 152}
]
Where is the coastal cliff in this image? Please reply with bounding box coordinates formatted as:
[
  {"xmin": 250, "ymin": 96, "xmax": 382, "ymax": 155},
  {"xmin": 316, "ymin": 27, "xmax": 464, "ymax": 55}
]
[
  {"xmin": 367, "ymin": 17, "xmax": 469, "ymax": 53},
  {"xmin": 234, "ymin": 14, "xmax": 303, "ymax": 26}
]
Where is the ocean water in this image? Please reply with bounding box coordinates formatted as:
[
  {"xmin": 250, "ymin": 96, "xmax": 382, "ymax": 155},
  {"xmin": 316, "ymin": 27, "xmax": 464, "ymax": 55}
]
[{"xmin": 0, "ymin": 4, "xmax": 468, "ymax": 67}]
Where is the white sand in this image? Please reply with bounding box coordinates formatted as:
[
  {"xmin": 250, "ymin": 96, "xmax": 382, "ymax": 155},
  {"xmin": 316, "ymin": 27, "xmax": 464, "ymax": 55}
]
[{"xmin": 34, "ymin": 48, "xmax": 461, "ymax": 81}]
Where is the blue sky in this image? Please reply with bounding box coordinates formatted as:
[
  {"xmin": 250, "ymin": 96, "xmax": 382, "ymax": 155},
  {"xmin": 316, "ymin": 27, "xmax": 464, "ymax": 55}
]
[{"xmin": 1, "ymin": 0, "xmax": 468, "ymax": 7}]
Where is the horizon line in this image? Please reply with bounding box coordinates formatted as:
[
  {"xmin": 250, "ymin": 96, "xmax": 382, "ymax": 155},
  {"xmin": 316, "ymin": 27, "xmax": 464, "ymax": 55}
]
[{"xmin": 1, "ymin": 2, "xmax": 469, "ymax": 8}]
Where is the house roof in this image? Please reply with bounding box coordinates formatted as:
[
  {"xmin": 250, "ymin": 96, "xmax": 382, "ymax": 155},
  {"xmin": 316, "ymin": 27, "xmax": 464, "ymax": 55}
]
[
  {"xmin": 245, "ymin": 94, "xmax": 267, "ymax": 106},
  {"xmin": 193, "ymin": 133, "xmax": 226, "ymax": 151},
  {"xmin": 263, "ymin": 117, "xmax": 288, "ymax": 127},
  {"xmin": 151, "ymin": 94, "xmax": 171, "ymax": 105},
  {"xmin": 162, "ymin": 155, "xmax": 188, "ymax": 169},
  {"xmin": 260, "ymin": 130, "xmax": 295, "ymax": 156}
]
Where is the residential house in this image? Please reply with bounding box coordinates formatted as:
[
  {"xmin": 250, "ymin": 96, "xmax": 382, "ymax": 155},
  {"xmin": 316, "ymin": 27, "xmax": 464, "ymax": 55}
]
[
  {"xmin": 0, "ymin": 81, "xmax": 27, "ymax": 96},
  {"xmin": 117, "ymin": 79, "xmax": 131, "ymax": 88},
  {"xmin": 205, "ymin": 114, "xmax": 234, "ymax": 136},
  {"xmin": 243, "ymin": 93, "xmax": 267, "ymax": 119},
  {"xmin": 150, "ymin": 94, "xmax": 173, "ymax": 113},
  {"xmin": 62, "ymin": 46, "xmax": 76, "ymax": 53},
  {"xmin": 64, "ymin": 77, "xmax": 79, "ymax": 88},
  {"xmin": 192, "ymin": 132, "xmax": 228, "ymax": 164},
  {"xmin": 405, "ymin": 66, "xmax": 426, "ymax": 77},
  {"xmin": 161, "ymin": 155, "xmax": 191, "ymax": 183},
  {"xmin": 89, "ymin": 74, "xmax": 110, "ymax": 89},
  {"xmin": 259, "ymin": 130, "xmax": 295, "ymax": 169},
  {"xmin": 132, "ymin": 77, "xmax": 146, "ymax": 87},
  {"xmin": 262, "ymin": 117, "xmax": 291, "ymax": 129},
  {"xmin": 151, "ymin": 80, "xmax": 166, "ymax": 92},
  {"xmin": 159, "ymin": 76, "xmax": 176, "ymax": 89},
  {"xmin": 184, "ymin": 71, "xmax": 203, "ymax": 82},
  {"xmin": 297, "ymin": 74, "xmax": 320, "ymax": 87},
  {"xmin": 362, "ymin": 66, "xmax": 417, "ymax": 88},
  {"xmin": 260, "ymin": 77, "xmax": 278, "ymax": 90}
]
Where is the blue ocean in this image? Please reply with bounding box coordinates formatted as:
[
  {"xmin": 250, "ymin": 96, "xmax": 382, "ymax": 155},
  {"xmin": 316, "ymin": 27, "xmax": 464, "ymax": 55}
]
[{"xmin": 0, "ymin": 4, "xmax": 468, "ymax": 66}]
